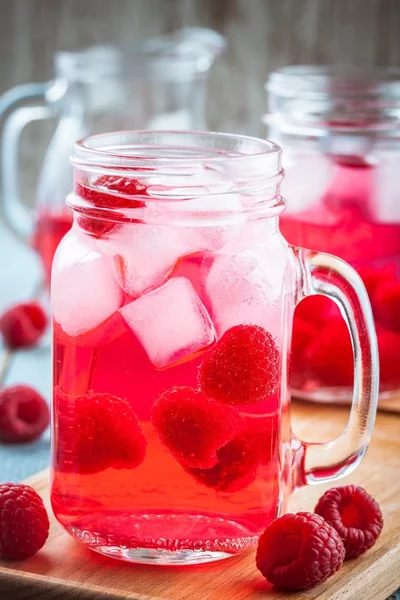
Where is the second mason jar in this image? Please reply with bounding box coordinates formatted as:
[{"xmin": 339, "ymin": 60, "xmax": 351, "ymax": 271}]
[{"xmin": 265, "ymin": 65, "xmax": 400, "ymax": 404}]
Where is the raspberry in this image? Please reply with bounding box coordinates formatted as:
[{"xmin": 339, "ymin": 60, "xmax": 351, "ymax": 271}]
[
  {"xmin": 377, "ymin": 326, "xmax": 400, "ymax": 386},
  {"xmin": 315, "ymin": 485, "xmax": 383, "ymax": 559},
  {"xmin": 56, "ymin": 391, "xmax": 146, "ymax": 474},
  {"xmin": 0, "ymin": 483, "xmax": 49, "ymax": 559},
  {"xmin": 0, "ymin": 385, "xmax": 50, "ymax": 443},
  {"xmin": 0, "ymin": 302, "xmax": 47, "ymax": 349},
  {"xmin": 305, "ymin": 318, "xmax": 353, "ymax": 387},
  {"xmin": 151, "ymin": 386, "xmax": 244, "ymax": 469},
  {"xmin": 256, "ymin": 512, "xmax": 345, "ymax": 591},
  {"xmin": 199, "ymin": 324, "xmax": 280, "ymax": 406},
  {"xmin": 295, "ymin": 295, "xmax": 338, "ymax": 325},
  {"xmin": 76, "ymin": 175, "xmax": 147, "ymax": 238},
  {"xmin": 290, "ymin": 318, "xmax": 318, "ymax": 380},
  {"xmin": 356, "ymin": 264, "xmax": 396, "ymax": 301},
  {"xmin": 374, "ymin": 279, "xmax": 400, "ymax": 333},
  {"xmin": 188, "ymin": 416, "xmax": 276, "ymax": 492}
]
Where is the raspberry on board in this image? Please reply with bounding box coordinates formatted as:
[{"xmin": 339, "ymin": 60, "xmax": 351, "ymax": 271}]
[
  {"xmin": 55, "ymin": 391, "xmax": 146, "ymax": 474},
  {"xmin": 0, "ymin": 302, "xmax": 47, "ymax": 349},
  {"xmin": 0, "ymin": 385, "xmax": 50, "ymax": 443},
  {"xmin": 199, "ymin": 324, "xmax": 280, "ymax": 406},
  {"xmin": 0, "ymin": 483, "xmax": 49, "ymax": 559},
  {"xmin": 151, "ymin": 386, "xmax": 245, "ymax": 469},
  {"xmin": 256, "ymin": 512, "xmax": 345, "ymax": 591},
  {"xmin": 314, "ymin": 485, "xmax": 383, "ymax": 559}
]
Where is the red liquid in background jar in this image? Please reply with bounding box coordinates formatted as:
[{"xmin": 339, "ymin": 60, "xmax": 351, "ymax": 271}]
[
  {"xmin": 32, "ymin": 211, "xmax": 73, "ymax": 286},
  {"xmin": 281, "ymin": 160, "xmax": 400, "ymax": 395},
  {"xmin": 51, "ymin": 177, "xmax": 284, "ymax": 561}
]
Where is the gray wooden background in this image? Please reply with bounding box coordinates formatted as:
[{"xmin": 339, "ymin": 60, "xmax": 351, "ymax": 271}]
[{"xmin": 0, "ymin": 0, "xmax": 400, "ymax": 201}]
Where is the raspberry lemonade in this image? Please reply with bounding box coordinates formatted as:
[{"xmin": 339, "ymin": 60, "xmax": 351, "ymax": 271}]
[
  {"xmin": 32, "ymin": 210, "xmax": 73, "ymax": 286},
  {"xmin": 51, "ymin": 131, "xmax": 378, "ymax": 564},
  {"xmin": 266, "ymin": 66, "xmax": 400, "ymax": 402}
]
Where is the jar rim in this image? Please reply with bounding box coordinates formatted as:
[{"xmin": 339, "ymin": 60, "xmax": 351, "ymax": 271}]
[
  {"xmin": 69, "ymin": 131, "xmax": 284, "ymax": 223},
  {"xmin": 72, "ymin": 130, "xmax": 282, "ymax": 169}
]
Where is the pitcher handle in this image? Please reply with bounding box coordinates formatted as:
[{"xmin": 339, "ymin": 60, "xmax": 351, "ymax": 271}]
[
  {"xmin": 0, "ymin": 82, "xmax": 55, "ymax": 241},
  {"xmin": 292, "ymin": 246, "xmax": 379, "ymax": 486}
]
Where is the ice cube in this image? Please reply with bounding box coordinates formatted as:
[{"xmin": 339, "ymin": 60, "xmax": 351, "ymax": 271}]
[
  {"xmin": 52, "ymin": 250, "xmax": 123, "ymax": 337},
  {"xmin": 97, "ymin": 224, "xmax": 198, "ymax": 298},
  {"xmin": 205, "ymin": 237, "xmax": 288, "ymax": 338},
  {"xmin": 374, "ymin": 156, "xmax": 400, "ymax": 222},
  {"xmin": 281, "ymin": 155, "xmax": 333, "ymax": 214},
  {"xmin": 119, "ymin": 276, "xmax": 216, "ymax": 369}
]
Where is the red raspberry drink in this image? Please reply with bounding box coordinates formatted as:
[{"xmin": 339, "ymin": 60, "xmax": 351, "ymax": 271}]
[
  {"xmin": 52, "ymin": 176, "xmax": 284, "ymax": 564},
  {"xmin": 32, "ymin": 210, "xmax": 73, "ymax": 286},
  {"xmin": 281, "ymin": 159, "xmax": 400, "ymax": 400},
  {"xmin": 51, "ymin": 131, "xmax": 378, "ymax": 565}
]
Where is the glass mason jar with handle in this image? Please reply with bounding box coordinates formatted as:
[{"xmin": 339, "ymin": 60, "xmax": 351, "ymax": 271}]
[
  {"xmin": 264, "ymin": 66, "xmax": 400, "ymax": 406},
  {"xmin": 51, "ymin": 130, "xmax": 378, "ymax": 565},
  {"xmin": 0, "ymin": 28, "xmax": 225, "ymax": 285}
]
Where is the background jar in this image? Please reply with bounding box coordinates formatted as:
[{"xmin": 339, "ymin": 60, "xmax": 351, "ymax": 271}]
[{"xmin": 265, "ymin": 66, "xmax": 400, "ymax": 405}]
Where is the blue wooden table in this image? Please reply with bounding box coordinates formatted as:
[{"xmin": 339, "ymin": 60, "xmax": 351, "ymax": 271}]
[{"xmin": 0, "ymin": 220, "xmax": 51, "ymax": 483}]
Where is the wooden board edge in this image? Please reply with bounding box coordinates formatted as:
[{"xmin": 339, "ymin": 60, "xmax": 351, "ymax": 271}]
[
  {"xmin": 0, "ymin": 566, "xmax": 165, "ymax": 600},
  {"xmin": 333, "ymin": 545, "xmax": 400, "ymax": 600}
]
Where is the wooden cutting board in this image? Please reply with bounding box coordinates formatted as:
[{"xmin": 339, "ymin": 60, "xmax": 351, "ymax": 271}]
[{"xmin": 0, "ymin": 402, "xmax": 399, "ymax": 600}]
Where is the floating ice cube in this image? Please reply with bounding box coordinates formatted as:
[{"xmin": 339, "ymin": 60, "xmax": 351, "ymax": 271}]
[
  {"xmin": 52, "ymin": 250, "xmax": 123, "ymax": 337},
  {"xmin": 119, "ymin": 276, "xmax": 216, "ymax": 369},
  {"xmin": 205, "ymin": 237, "xmax": 288, "ymax": 338},
  {"xmin": 97, "ymin": 224, "xmax": 199, "ymax": 298}
]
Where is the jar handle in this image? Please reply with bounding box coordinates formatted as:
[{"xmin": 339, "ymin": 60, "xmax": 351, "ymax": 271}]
[
  {"xmin": 291, "ymin": 246, "xmax": 379, "ymax": 486},
  {"xmin": 0, "ymin": 82, "xmax": 54, "ymax": 242}
]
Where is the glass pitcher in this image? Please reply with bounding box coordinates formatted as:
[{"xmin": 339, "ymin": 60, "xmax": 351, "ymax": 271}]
[
  {"xmin": 51, "ymin": 130, "xmax": 378, "ymax": 565},
  {"xmin": 0, "ymin": 28, "xmax": 225, "ymax": 285},
  {"xmin": 264, "ymin": 65, "xmax": 400, "ymax": 406}
]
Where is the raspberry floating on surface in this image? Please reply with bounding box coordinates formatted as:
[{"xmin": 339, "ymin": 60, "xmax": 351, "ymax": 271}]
[
  {"xmin": 76, "ymin": 175, "xmax": 147, "ymax": 238},
  {"xmin": 151, "ymin": 386, "xmax": 244, "ymax": 469},
  {"xmin": 199, "ymin": 324, "xmax": 280, "ymax": 406},
  {"xmin": 314, "ymin": 485, "xmax": 383, "ymax": 559},
  {"xmin": 0, "ymin": 483, "xmax": 49, "ymax": 559},
  {"xmin": 56, "ymin": 391, "xmax": 146, "ymax": 474},
  {"xmin": 0, "ymin": 385, "xmax": 50, "ymax": 443},
  {"xmin": 256, "ymin": 512, "xmax": 345, "ymax": 591},
  {"xmin": 0, "ymin": 302, "xmax": 47, "ymax": 349}
]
